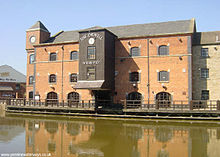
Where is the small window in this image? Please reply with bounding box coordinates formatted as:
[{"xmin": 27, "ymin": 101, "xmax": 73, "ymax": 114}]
[
  {"xmin": 87, "ymin": 47, "xmax": 96, "ymax": 60},
  {"xmin": 30, "ymin": 54, "xmax": 35, "ymax": 64},
  {"xmin": 70, "ymin": 73, "xmax": 77, "ymax": 82},
  {"xmin": 130, "ymin": 47, "xmax": 140, "ymax": 56},
  {"xmin": 70, "ymin": 51, "xmax": 78, "ymax": 60},
  {"xmin": 29, "ymin": 91, "xmax": 33, "ymax": 99},
  {"xmin": 201, "ymin": 68, "xmax": 209, "ymax": 78},
  {"xmin": 16, "ymin": 84, "xmax": 21, "ymax": 90},
  {"xmin": 201, "ymin": 48, "xmax": 209, "ymax": 57},
  {"xmin": 129, "ymin": 72, "xmax": 139, "ymax": 82},
  {"xmin": 87, "ymin": 67, "xmax": 95, "ymax": 80},
  {"xmin": 49, "ymin": 74, "xmax": 56, "ymax": 83},
  {"xmin": 201, "ymin": 90, "xmax": 209, "ymax": 100},
  {"xmin": 49, "ymin": 53, "xmax": 57, "ymax": 61},
  {"xmin": 158, "ymin": 45, "xmax": 169, "ymax": 55},
  {"xmin": 158, "ymin": 71, "xmax": 169, "ymax": 81},
  {"xmin": 29, "ymin": 76, "xmax": 34, "ymax": 85}
]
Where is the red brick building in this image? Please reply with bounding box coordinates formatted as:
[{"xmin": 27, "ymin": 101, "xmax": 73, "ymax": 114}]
[{"xmin": 26, "ymin": 19, "xmax": 195, "ymax": 104}]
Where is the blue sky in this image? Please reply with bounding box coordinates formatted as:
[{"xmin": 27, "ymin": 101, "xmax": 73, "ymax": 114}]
[{"xmin": 0, "ymin": 0, "xmax": 219, "ymax": 74}]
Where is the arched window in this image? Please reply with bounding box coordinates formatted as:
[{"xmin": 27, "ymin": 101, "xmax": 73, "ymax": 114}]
[
  {"xmin": 156, "ymin": 92, "xmax": 171, "ymax": 107},
  {"xmin": 49, "ymin": 53, "xmax": 57, "ymax": 61},
  {"xmin": 46, "ymin": 92, "xmax": 58, "ymax": 106},
  {"xmin": 67, "ymin": 92, "xmax": 80, "ymax": 107},
  {"xmin": 29, "ymin": 54, "xmax": 35, "ymax": 64},
  {"xmin": 70, "ymin": 73, "xmax": 77, "ymax": 82},
  {"xmin": 70, "ymin": 51, "xmax": 78, "ymax": 60},
  {"xmin": 49, "ymin": 74, "xmax": 56, "ymax": 83},
  {"xmin": 129, "ymin": 72, "xmax": 140, "ymax": 82},
  {"xmin": 158, "ymin": 71, "xmax": 169, "ymax": 81},
  {"xmin": 158, "ymin": 45, "xmax": 169, "ymax": 55},
  {"xmin": 29, "ymin": 76, "xmax": 34, "ymax": 85},
  {"xmin": 127, "ymin": 92, "xmax": 142, "ymax": 105},
  {"xmin": 130, "ymin": 47, "xmax": 140, "ymax": 56}
]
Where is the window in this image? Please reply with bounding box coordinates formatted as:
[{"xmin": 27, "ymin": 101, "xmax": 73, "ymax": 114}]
[
  {"xmin": 201, "ymin": 48, "xmax": 209, "ymax": 57},
  {"xmin": 129, "ymin": 72, "xmax": 140, "ymax": 82},
  {"xmin": 158, "ymin": 71, "xmax": 169, "ymax": 81},
  {"xmin": 201, "ymin": 68, "xmax": 209, "ymax": 78},
  {"xmin": 87, "ymin": 67, "xmax": 95, "ymax": 80},
  {"xmin": 29, "ymin": 76, "xmax": 34, "ymax": 85},
  {"xmin": 16, "ymin": 84, "xmax": 20, "ymax": 90},
  {"xmin": 201, "ymin": 90, "xmax": 209, "ymax": 100},
  {"xmin": 70, "ymin": 51, "xmax": 78, "ymax": 60},
  {"xmin": 158, "ymin": 45, "xmax": 169, "ymax": 55},
  {"xmin": 29, "ymin": 91, "xmax": 33, "ymax": 99},
  {"xmin": 29, "ymin": 54, "xmax": 35, "ymax": 64},
  {"xmin": 130, "ymin": 47, "xmax": 140, "ymax": 56},
  {"xmin": 49, "ymin": 74, "xmax": 56, "ymax": 83},
  {"xmin": 87, "ymin": 46, "xmax": 96, "ymax": 59},
  {"xmin": 49, "ymin": 53, "xmax": 57, "ymax": 61},
  {"xmin": 70, "ymin": 73, "xmax": 77, "ymax": 82}
]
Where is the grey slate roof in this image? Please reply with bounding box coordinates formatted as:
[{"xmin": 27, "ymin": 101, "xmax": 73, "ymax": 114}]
[
  {"xmin": 43, "ymin": 19, "xmax": 195, "ymax": 44},
  {"xmin": 193, "ymin": 31, "xmax": 220, "ymax": 45},
  {"xmin": 27, "ymin": 21, "xmax": 49, "ymax": 32},
  {"xmin": 0, "ymin": 65, "xmax": 26, "ymax": 83}
]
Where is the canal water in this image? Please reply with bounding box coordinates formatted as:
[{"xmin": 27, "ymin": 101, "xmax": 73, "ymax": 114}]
[{"xmin": 0, "ymin": 114, "xmax": 220, "ymax": 157}]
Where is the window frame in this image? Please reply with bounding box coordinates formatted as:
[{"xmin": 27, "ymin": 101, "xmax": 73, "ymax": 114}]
[
  {"xmin": 130, "ymin": 47, "xmax": 140, "ymax": 57},
  {"xmin": 87, "ymin": 67, "xmax": 96, "ymax": 80},
  {"xmin": 158, "ymin": 71, "xmax": 169, "ymax": 82},
  {"xmin": 129, "ymin": 72, "xmax": 140, "ymax": 83},
  {"xmin": 201, "ymin": 68, "xmax": 209, "ymax": 79},
  {"xmin": 87, "ymin": 46, "xmax": 96, "ymax": 60},
  {"xmin": 70, "ymin": 73, "xmax": 77, "ymax": 83},
  {"xmin": 201, "ymin": 90, "xmax": 209, "ymax": 100},
  {"xmin": 158, "ymin": 45, "xmax": 169, "ymax": 56},
  {"xmin": 29, "ymin": 76, "xmax": 34, "ymax": 85},
  {"xmin": 49, "ymin": 74, "xmax": 56, "ymax": 83},
  {"xmin": 70, "ymin": 51, "xmax": 78, "ymax": 60},
  {"xmin": 201, "ymin": 48, "xmax": 209, "ymax": 58},
  {"xmin": 29, "ymin": 54, "xmax": 35, "ymax": 64},
  {"xmin": 49, "ymin": 53, "xmax": 57, "ymax": 61}
]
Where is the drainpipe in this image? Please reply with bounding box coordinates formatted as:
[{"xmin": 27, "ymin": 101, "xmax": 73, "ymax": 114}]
[
  {"xmin": 61, "ymin": 46, "xmax": 64, "ymax": 102},
  {"xmin": 147, "ymin": 39, "xmax": 150, "ymax": 107},
  {"xmin": 33, "ymin": 47, "xmax": 36, "ymax": 100}
]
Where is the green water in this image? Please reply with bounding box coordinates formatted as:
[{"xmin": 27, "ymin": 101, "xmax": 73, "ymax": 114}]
[{"xmin": 0, "ymin": 113, "xmax": 220, "ymax": 157}]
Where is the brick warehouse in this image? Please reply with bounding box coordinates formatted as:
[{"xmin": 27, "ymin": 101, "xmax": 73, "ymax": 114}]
[{"xmin": 26, "ymin": 18, "xmax": 199, "ymax": 104}]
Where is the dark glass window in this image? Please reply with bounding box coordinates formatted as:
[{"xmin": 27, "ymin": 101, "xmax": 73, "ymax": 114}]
[
  {"xmin": 16, "ymin": 84, "xmax": 20, "ymax": 90},
  {"xmin": 29, "ymin": 54, "xmax": 35, "ymax": 64},
  {"xmin": 129, "ymin": 72, "xmax": 139, "ymax": 82},
  {"xmin": 201, "ymin": 90, "xmax": 209, "ymax": 100},
  {"xmin": 130, "ymin": 47, "xmax": 140, "ymax": 56},
  {"xmin": 29, "ymin": 76, "xmax": 34, "ymax": 85},
  {"xmin": 201, "ymin": 68, "xmax": 209, "ymax": 78},
  {"xmin": 158, "ymin": 45, "xmax": 169, "ymax": 55},
  {"xmin": 29, "ymin": 91, "xmax": 33, "ymax": 99},
  {"xmin": 201, "ymin": 48, "xmax": 209, "ymax": 57},
  {"xmin": 50, "ymin": 53, "xmax": 57, "ymax": 61},
  {"xmin": 87, "ymin": 67, "xmax": 95, "ymax": 80},
  {"xmin": 70, "ymin": 73, "xmax": 77, "ymax": 82},
  {"xmin": 70, "ymin": 51, "xmax": 78, "ymax": 60},
  {"xmin": 158, "ymin": 71, "xmax": 169, "ymax": 81},
  {"xmin": 87, "ymin": 47, "xmax": 96, "ymax": 59},
  {"xmin": 49, "ymin": 74, "xmax": 56, "ymax": 83}
]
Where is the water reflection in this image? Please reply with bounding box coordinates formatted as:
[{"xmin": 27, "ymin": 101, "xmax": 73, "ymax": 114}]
[{"xmin": 1, "ymin": 115, "xmax": 220, "ymax": 157}]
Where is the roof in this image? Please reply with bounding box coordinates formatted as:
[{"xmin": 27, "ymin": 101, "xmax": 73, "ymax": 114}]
[
  {"xmin": 193, "ymin": 31, "xmax": 220, "ymax": 45},
  {"xmin": 0, "ymin": 65, "xmax": 26, "ymax": 83},
  {"xmin": 27, "ymin": 21, "xmax": 49, "ymax": 32},
  {"xmin": 43, "ymin": 19, "xmax": 195, "ymax": 45}
]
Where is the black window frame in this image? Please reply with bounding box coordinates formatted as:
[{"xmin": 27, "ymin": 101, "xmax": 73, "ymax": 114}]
[
  {"xmin": 49, "ymin": 53, "xmax": 57, "ymax": 61},
  {"xmin": 29, "ymin": 54, "xmax": 35, "ymax": 64},
  {"xmin": 201, "ymin": 48, "xmax": 209, "ymax": 58},
  {"xmin": 129, "ymin": 72, "xmax": 140, "ymax": 82},
  {"xmin": 29, "ymin": 91, "xmax": 33, "ymax": 99},
  {"xmin": 87, "ymin": 46, "xmax": 96, "ymax": 60},
  {"xmin": 201, "ymin": 68, "xmax": 209, "ymax": 78},
  {"xmin": 201, "ymin": 90, "xmax": 209, "ymax": 100},
  {"xmin": 29, "ymin": 76, "xmax": 34, "ymax": 85},
  {"xmin": 70, "ymin": 51, "xmax": 78, "ymax": 60},
  {"xmin": 87, "ymin": 67, "xmax": 96, "ymax": 80},
  {"xmin": 49, "ymin": 74, "xmax": 56, "ymax": 83},
  {"xmin": 130, "ymin": 47, "xmax": 140, "ymax": 57},
  {"xmin": 158, "ymin": 71, "xmax": 169, "ymax": 82},
  {"xmin": 158, "ymin": 45, "xmax": 169, "ymax": 56},
  {"xmin": 70, "ymin": 73, "xmax": 77, "ymax": 82}
]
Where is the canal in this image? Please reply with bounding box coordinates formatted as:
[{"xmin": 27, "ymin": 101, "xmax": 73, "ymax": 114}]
[{"xmin": 0, "ymin": 113, "xmax": 220, "ymax": 157}]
